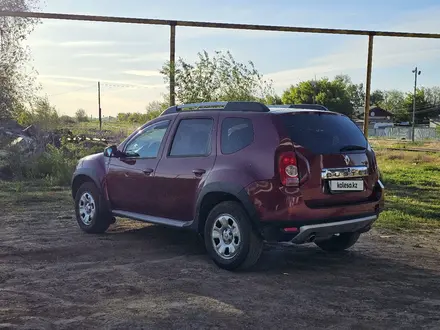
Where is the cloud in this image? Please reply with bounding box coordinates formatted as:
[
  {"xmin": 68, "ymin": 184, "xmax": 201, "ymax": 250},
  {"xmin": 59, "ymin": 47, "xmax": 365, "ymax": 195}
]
[
  {"xmin": 39, "ymin": 79, "xmax": 87, "ymax": 88},
  {"xmin": 120, "ymin": 52, "xmax": 169, "ymax": 63},
  {"xmin": 39, "ymin": 74, "xmax": 164, "ymax": 88},
  {"xmin": 123, "ymin": 70, "xmax": 162, "ymax": 77},
  {"xmin": 266, "ymin": 6, "xmax": 440, "ymax": 89},
  {"xmin": 74, "ymin": 53, "xmax": 131, "ymax": 59},
  {"xmin": 59, "ymin": 40, "xmax": 117, "ymax": 48},
  {"xmin": 27, "ymin": 40, "xmax": 116, "ymax": 48}
]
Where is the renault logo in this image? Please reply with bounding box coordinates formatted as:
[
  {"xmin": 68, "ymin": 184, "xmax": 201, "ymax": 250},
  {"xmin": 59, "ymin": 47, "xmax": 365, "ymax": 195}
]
[{"xmin": 344, "ymin": 155, "xmax": 351, "ymax": 166}]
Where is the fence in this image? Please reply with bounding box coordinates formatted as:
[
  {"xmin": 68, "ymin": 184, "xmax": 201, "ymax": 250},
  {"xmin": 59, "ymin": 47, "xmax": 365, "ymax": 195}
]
[{"xmin": 369, "ymin": 126, "xmax": 440, "ymax": 141}]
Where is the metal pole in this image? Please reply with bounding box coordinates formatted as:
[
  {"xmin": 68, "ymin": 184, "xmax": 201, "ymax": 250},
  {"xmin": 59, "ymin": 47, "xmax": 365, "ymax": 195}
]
[
  {"xmin": 363, "ymin": 34, "xmax": 374, "ymax": 138},
  {"xmin": 3, "ymin": 11, "xmax": 440, "ymax": 40},
  {"xmin": 169, "ymin": 23, "xmax": 176, "ymax": 106},
  {"xmin": 98, "ymin": 81, "xmax": 102, "ymax": 131},
  {"xmin": 411, "ymin": 67, "xmax": 420, "ymax": 142}
]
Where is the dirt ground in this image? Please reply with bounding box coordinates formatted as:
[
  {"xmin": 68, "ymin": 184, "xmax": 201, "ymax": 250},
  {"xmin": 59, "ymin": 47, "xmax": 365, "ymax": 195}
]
[{"xmin": 1, "ymin": 194, "xmax": 440, "ymax": 330}]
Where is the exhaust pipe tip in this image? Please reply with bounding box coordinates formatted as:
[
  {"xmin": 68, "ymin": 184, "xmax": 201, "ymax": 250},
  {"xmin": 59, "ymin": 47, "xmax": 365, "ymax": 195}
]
[{"xmin": 307, "ymin": 233, "xmax": 316, "ymax": 243}]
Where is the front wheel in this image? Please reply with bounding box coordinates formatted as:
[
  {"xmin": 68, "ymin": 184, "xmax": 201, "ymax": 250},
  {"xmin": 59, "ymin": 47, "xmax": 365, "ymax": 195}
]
[
  {"xmin": 315, "ymin": 232, "xmax": 360, "ymax": 252},
  {"xmin": 74, "ymin": 182, "xmax": 111, "ymax": 234},
  {"xmin": 204, "ymin": 201, "xmax": 263, "ymax": 271}
]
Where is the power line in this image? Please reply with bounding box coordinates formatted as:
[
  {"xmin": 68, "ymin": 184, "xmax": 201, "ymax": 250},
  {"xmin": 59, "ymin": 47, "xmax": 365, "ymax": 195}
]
[{"xmin": 47, "ymin": 84, "xmax": 96, "ymax": 97}]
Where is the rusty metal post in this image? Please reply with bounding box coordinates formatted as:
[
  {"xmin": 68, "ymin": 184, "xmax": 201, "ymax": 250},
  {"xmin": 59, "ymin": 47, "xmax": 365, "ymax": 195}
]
[
  {"xmin": 169, "ymin": 23, "xmax": 176, "ymax": 106},
  {"xmin": 363, "ymin": 34, "xmax": 374, "ymax": 138}
]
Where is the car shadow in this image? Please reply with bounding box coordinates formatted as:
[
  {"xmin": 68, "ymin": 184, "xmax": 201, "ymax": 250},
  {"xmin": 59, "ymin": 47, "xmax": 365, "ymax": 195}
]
[{"xmin": 105, "ymin": 223, "xmax": 439, "ymax": 277}]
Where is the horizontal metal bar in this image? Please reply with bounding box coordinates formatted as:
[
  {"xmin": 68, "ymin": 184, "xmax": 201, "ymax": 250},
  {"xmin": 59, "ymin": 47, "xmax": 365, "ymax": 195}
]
[{"xmin": 2, "ymin": 11, "xmax": 440, "ymax": 39}]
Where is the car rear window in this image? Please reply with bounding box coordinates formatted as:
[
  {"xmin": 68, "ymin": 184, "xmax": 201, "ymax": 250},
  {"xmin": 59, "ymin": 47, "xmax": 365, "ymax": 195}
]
[{"xmin": 280, "ymin": 112, "xmax": 367, "ymax": 154}]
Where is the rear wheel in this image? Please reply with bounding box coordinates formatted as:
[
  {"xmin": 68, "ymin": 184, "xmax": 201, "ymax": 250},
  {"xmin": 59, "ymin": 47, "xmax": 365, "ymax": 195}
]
[
  {"xmin": 204, "ymin": 201, "xmax": 263, "ymax": 271},
  {"xmin": 315, "ymin": 232, "xmax": 360, "ymax": 252},
  {"xmin": 74, "ymin": 182, "xmax": 111, "ymax": 234}
]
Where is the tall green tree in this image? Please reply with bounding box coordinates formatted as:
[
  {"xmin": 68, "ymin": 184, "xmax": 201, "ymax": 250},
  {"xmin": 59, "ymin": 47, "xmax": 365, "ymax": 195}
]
[
  {"xmin": 75, "ymin": 108, "xmax": 89, "ymax": 122},
  {"xmin": 423, "ymin": 86, "xmax": 440, "ymax": 107},
  {"xmin": 402, "ymin": 89, "xmax": 433, "ymax": 123},
  {"xmin": 0, "ymin": 0, "xmax": 41, "ymax": 119},
  {"xmin": 370, "ymin": 90, "xmax": 385, "ymax": 106},
  {"xmin": 281, "ymin": 75, "xmax": 361, "ymax": 116},
  {"xmin": 160, "ymin": 50, "xmax": 275, "ymax": 104},
  {"xmin": 378, "ymin": 90, "xmax": 406, "ymax": 121}
]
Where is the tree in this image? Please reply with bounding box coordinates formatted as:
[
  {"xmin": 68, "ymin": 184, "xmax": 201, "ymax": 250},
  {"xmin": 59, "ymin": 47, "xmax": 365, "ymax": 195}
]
[
  {"xmin": 32, "ymin": 97, "xmax": 59, "ymax": 130},
  {"xmin": 423, "ymin": 86, "xmax": 440, "ymax": 107},
  {"xmin": 335, "ymin": 75, "xmax": 365, "ymax": 108},
  {"xmin": 146, "ymin": 100, "xmax": 167, "ymax": 112},
  {"xmin": 378, "ymin": 90, "xmax": 405, "ymax": 121},
  {"xmin": 117, "ymin": 113, "xmax": 129, "ymax": 122},
  {"xmin": 281, "ymin": 75, "xmax": 360, "ymax": 116},
  {"xmin": 265, "ymin": 94, "xmax": 283, "ymax": 105},
  {"xmin": 0, "ymin": 0, "xmax": 41, "ymax": 119},
  {"xmin": 160, "ymin": 50, "xmax": 275, "ymax": 103},
  {"xmin": 370, "ymin": 90, "xmax": 385, "ymax": 106},
  {"xmin": 75, "ymin": 108, "xmax": 88, "ymax": 122},
  {"xmin": 402, "ymin": 89, "xmax": 432, "ymax": 123}
]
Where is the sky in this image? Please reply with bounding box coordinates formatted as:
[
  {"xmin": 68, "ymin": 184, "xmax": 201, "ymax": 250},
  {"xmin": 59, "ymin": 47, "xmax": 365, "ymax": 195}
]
[{"xmin": 22, "ymin": 0, "xmax": 440, "ymax": 117}]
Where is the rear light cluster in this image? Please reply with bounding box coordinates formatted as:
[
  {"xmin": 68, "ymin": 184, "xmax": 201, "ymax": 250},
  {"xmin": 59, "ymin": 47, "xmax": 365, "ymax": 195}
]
[{"xmin": 278, "ymin": 151, "xmax": 299, "ymax": 187}]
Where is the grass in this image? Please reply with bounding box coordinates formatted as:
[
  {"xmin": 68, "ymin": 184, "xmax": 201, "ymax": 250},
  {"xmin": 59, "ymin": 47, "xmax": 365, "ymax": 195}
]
[
  {"xmin": 375, "ymin": 149, "xmax": 440, "ymax": 232},
  {"xmin": 370, "ymin": 139, "xmax": 440, "ymax": 151},
  {"xmin": 65, "ymin": 120, "xmax": 139, "ymax": 145}
]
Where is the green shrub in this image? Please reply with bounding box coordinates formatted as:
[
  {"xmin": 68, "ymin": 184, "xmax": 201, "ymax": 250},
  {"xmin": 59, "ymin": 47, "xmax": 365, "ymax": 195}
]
[{"xmin": 1, "ymin": 139, "xmax": 106, "ymax": 186}]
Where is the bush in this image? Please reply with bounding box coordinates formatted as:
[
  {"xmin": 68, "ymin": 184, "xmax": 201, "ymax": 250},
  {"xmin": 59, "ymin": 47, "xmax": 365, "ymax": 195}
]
[
  {"xmin": 117, "ymin": 110, "xmax": 162, "ymax": 124},
  {"xmin": 1, "ymin": 139, "xmax": 107, "ymax": 186},
  {"xmin": 14, "ymin": 97, "xmax": 60, "ymax": 130},
  {"xmin": 60, "ymin": 115, "xmax": 76, "ymax": 125}
]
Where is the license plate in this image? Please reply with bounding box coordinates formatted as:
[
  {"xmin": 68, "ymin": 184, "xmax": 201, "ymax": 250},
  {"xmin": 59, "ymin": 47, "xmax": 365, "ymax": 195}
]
[{"xmin": 329, "ymin": 180, "xmax": 364, "ymax": 192}]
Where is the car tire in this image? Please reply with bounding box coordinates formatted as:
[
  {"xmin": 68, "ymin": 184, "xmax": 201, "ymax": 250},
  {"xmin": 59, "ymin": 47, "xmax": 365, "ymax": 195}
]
[
  {"xmin": 204, "ymin": 201, "xmax": 263, "ymax": 271},
  {"xmin": 315, "ymin": 232, "xmax": 360, "ymax": 252},
  {"xmin": 74, "ymin": 182, "xmax": 111, "ymax": 234}
]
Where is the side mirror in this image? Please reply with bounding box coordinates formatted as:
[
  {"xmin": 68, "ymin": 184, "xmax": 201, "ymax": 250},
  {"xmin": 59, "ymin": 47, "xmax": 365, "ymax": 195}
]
[{"xmin": 104, "ymin": 145, "xmax": 118, "ymax": 158}]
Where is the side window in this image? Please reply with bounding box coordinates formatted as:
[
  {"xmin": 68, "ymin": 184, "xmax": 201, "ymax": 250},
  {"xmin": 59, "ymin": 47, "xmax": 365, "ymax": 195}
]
[
  {"xmin": 124, "ymin": 120, "xmax": 170, "ymax": 158},
  {"xmin": 169, "ymin": 119, "xmax": 213, "ymax": 157},
  {"xmin": 221, "ymin": 117, "xmax": 254, "ymax": 154}
]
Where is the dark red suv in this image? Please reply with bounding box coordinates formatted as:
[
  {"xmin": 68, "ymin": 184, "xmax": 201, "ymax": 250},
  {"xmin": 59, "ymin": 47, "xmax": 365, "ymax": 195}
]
[{"xmin": 71, "ymin": 101, "xmax": 384, "ymax": 270}]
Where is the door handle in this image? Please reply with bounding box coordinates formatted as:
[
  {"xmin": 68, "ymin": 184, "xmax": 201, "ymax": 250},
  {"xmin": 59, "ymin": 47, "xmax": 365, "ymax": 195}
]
[
  {"xmin": 142, "ymin": 168, "xmax": 154, "ymax": 175},
  {"xmin": 192, "ymin": 169, "xmax": 206, "ymax": 176}
]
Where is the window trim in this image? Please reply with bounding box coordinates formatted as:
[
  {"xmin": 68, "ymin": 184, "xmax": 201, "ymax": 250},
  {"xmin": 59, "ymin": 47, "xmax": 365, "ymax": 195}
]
[
  {"xmin": 122, "ymin": 120, "xmax": 171, "ymax": 159},
  {"xmin": 220, "ymin": 117, "xmax": 254, "ymax": 155},
  {"xmin": 167, "ymin": 117, "xmax": 215, "ymax": 158}
]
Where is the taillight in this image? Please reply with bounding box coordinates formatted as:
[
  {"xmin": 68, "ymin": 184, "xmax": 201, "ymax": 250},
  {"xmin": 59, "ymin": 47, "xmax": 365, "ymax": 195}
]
[{"xmin": 278, "ymin": 151, "xmax": 299, "ymax": 186}]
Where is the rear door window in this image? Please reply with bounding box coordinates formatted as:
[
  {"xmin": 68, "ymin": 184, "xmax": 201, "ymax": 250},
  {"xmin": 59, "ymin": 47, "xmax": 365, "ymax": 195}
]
[
  {"xmin": 281, "ymin": 113, "xmax": 367, "ymax": 154},
  {"xmin": 221, "ymin": 117, "xmax": 254, "ymax": 154},
  {"xmin": 169, "ymin": 118, "xmax": 214, "ymax": 157}
]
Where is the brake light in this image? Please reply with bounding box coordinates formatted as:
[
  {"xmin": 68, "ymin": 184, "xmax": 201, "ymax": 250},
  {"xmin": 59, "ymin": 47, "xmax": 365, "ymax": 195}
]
[{"xmin": 278, "ymin": 151, "xmax": 299, "ymax": 186}]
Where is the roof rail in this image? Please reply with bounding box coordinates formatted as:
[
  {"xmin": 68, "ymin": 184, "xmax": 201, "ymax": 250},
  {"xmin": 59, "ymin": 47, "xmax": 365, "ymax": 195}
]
[
  {"xmin": 269, "ymin": 104, "xmax": 329, "ymax": 111},
  {"xmin": 161, "ymin": 101, "xmax": 270, "ymax": 116}
]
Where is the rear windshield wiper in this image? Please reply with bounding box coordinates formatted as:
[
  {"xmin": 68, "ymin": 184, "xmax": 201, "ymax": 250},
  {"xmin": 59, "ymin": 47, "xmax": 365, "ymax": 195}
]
[{"xmin": 340, "ymin": 145, "xmax": 366, "ymax": 152}]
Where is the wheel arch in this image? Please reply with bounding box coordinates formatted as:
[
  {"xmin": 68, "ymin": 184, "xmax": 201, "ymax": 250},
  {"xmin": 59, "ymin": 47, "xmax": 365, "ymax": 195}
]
[
  {"xmin": 193, "ymin": 182, "xmax": 260, "ymax": 236},
  {"xmin": 71, "ymin": 168, "xmax": 101, "ymax": 199}
]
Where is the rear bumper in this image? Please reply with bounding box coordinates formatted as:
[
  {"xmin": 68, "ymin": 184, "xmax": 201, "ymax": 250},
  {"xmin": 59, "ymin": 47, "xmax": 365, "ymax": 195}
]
[{"xmin": 290, "ymin": 215, "xmax": 377, "ymax": 244}]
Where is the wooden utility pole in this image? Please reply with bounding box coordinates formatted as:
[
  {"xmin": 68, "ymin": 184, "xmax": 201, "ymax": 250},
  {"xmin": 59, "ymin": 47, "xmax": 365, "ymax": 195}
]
[{"xmin": 98, "ymin": 81, "xmax": 102, "ymax": 130}]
